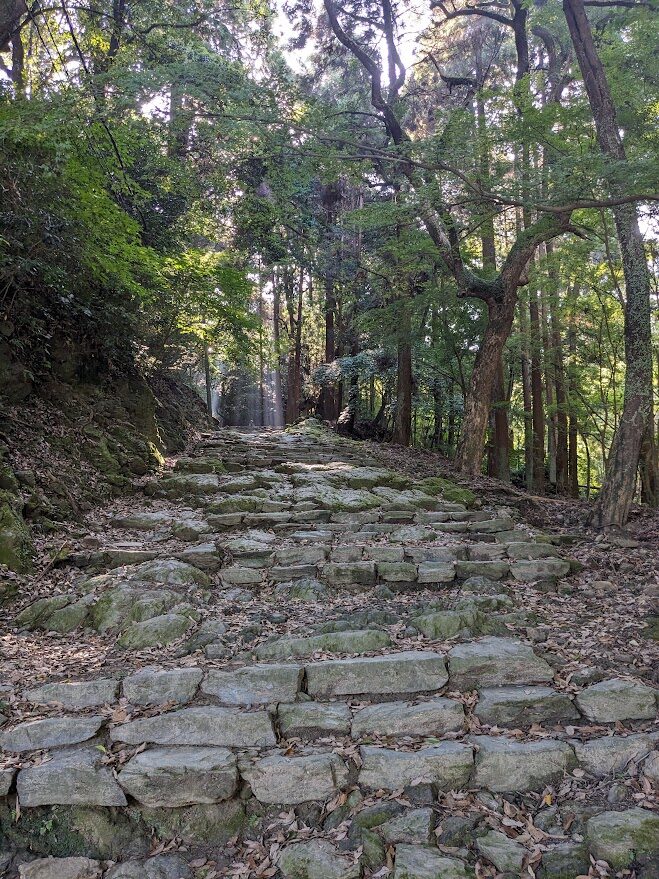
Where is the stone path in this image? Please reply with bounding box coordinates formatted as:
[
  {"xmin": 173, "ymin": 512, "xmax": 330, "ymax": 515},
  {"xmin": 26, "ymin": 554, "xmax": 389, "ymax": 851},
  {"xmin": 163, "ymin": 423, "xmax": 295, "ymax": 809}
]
[{"xmin": 2, "ymin": 425, "xmax": 658, "ymax": 878}]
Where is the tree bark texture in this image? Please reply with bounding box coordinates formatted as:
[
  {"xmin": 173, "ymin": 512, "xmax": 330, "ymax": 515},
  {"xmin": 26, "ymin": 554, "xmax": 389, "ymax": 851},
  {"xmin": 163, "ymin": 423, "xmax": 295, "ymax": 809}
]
[{"xmin": 563, "ymin": 0, "xmax": 654, "ymax": 526}]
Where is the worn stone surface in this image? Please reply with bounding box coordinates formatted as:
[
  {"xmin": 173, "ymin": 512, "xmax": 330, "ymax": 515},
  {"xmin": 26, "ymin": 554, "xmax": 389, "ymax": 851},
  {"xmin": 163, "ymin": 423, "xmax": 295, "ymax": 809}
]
[
  {"xmin": 575, "ymin": 678, "xmax": 657, "ymax": 722},
  {"xmin": 510, "ymin": 559, "xmax": 571, "ymax": 581},
  {"xmin": 585, "ymin": 808, "xmax": 659, "ymax": 868},
  {"xmin": 473, "ymin": 736, "xmax": 575, "ymax": 792},
  {"xmin": 322, "ymin": 562, "xmax": 376, "ymax": 588},
  {"xmin": 448, "ymin": 637, "xmax": 554, "ymax": 688},
  {"xmin": 416, "ymin": 562, "xmax": 456, "ymax": 584},
  {"xmin": 277, "ymin": 839, "xmax": 360, "ymax": 879},
  {"xmin": 1, "ymin": 715, "xmax": 104, "ymax": 752},
  {"xmin": 202, "ymin": 663, "xmax": 303, "ymax": 704},
  {"xmin": 279, "ymin": 702, "xmax": 352, "ymax": 738},
  {"xmin": 118, "ymin": 746, "xmax": 238, "ymax": 806},
  {"xmin": 243, "ymin": 752, "xmax": 348, "ymax": 803},
  {"xmin": 17, "ymin": 747, "xmax": 127, "ymax": 807},
  {"xmin": 412, "ymin": 609, "xmax": 478, "ymax": 639},
  {"xmin": 19, "ymin": 858, "xmax": 102, "ymax": 879},
  {"xmin": 255, "ymin": 629, "xmax": 390, "ymax": 660},
  {"xmin": 110, "ymin": 705, "xmax": 275, "ymax": 748},
  {"xmin": 477, "ymin": 830, "xmax": 526, "ymax": 873},
  {"xmin": 538, "ymin": 842, "xmax": 589, "ymax": 879},
  {"xmin": 351, "ymin": 698, "xmax": 465, "ymax": 738},
  {"xmin": 393, "ymin": 845, "xmax": 472, "ymax": 879},
  {"xmin": 379, "ymin": 808, "xmax": 434, "ymax": 844},
  {"xmin": 24, "ymin": 679, "xmax": 118, "ymax": 709},
  {"xmin": 0, "ymin": 767, "xmax": 15, "ymax": 795},
  {"xmin": 359, "ymin": 743, "xmax": 473, "ymax": 790},
  {"xmin": 475, "ymin": 686, "xmax": 578, "ymax": 726},
  {"xmin": 306, "ymin": 651, "xmax": 448, "ymax": 698},
  {"xmin": 116, "ymin": 613, "xmax": 194, "ymax": 649},
  {"xmin": 105, "ymin": 855, "xmax": 191, "ymax": 879},
  {"xmin": 573, "ymin": 733, "xmax": 653, "ymax": 777},
  {"xmin": 123, "ymin": 667, "xmax": 202, "ymax": 705}
]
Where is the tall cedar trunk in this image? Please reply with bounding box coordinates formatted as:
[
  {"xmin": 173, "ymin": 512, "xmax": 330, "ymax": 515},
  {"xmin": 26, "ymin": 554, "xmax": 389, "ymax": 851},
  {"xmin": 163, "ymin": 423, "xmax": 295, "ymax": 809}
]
[
  {"xmin": 547, "ymin": 244, "xmax": 569, "ymax": 493},
  {"xmin": 476, "ymin": 35, "xmax": 509, "ymax": 482},
  {"xmin": 491, "ymin": 361, "xmax": 510, "ymax": 480},
  {"xmin": 431, "ymin": 306, "xmax": 443, "ymax": 450},
  {"xmin": 323, "ymin": 276, "xmax": 339, "ymax": 420},
  {"xmin": 258, "ymin": 284, "xmax": 265, "ymax": 424},
  {"xmin": 518, "ymin": 298, "xmax": 534, "ymax": 489},
  {"xmin": 563, "ymin": 0, "xmax": 654, "ymax": 526},
  {"xmin": 456, "ymin": 295, "xmax": 517, "ymax": 475},
  {"xmin": 285, "ymin": 269, "xmax": 303, "ymax": 424},
  {"xmin": 295, "ymin": 271, "xmax": 304, "ymax": 409},
  {"xmin": 320, "ymin": 183, "xmax": 340, "ymax": 421},
  {"xmin": 567, "ymin": 288, "xmax": 580, "ymax": 497},
  {"xmin": 393, "ymin": 327, "xmax": 412, "ymax": 444},
  {"xmin": 539, "ymin": 272, "xmax": 556, "ymax": 485},
  {"xmin": 528, "ymin": 286, "xmax": 546, "ymax": 494}
]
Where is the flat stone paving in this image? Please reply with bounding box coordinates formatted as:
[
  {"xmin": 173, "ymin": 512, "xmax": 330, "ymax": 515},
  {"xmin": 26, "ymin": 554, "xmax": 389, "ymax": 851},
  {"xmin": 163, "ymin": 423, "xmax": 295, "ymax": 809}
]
[{"xmin": 2, "ymin": 426, "xmax": 657, "ymax": 879}]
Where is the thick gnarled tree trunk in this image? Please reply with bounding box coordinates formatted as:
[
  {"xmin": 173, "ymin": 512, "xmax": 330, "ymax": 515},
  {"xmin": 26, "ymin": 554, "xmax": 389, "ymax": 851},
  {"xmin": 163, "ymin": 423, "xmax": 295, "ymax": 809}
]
[
  {"xmin": 456, "ymin": 295, "xmax": 518, "ymax": 475},
  {"xmin": 563, "ymin": 0, "xmax": 654, "ymax": 527}
]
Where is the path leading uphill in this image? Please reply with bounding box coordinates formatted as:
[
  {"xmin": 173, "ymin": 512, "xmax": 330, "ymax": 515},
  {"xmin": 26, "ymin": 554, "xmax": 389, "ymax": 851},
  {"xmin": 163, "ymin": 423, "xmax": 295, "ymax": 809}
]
[{"xmin": 1, "ymin": 424, "xmax": 658, "ymax": 879}]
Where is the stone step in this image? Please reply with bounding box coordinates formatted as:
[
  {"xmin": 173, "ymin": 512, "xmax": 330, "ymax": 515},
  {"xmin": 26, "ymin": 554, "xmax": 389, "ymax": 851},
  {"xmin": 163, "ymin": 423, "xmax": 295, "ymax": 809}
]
[{"xmin": 8, "ymin": 729, "xmax": 657, "ymax": 812}]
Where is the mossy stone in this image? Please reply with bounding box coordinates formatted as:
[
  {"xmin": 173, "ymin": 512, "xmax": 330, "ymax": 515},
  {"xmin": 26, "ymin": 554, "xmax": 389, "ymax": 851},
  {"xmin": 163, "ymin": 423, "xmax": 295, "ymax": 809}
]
[
  {"xmin": 417, "ymin": 477, "xmax": 476, "ymax": 508},
  {"xmin": 0, "ymin": 490, "xmax": 34, "ymax": 573},
  {"xmin": 141, "ymin": 800, "xmax": 246, "ymax": 845},
  {"xmin": 15, "ymin": 595, "xmax": 70, "ymax": 628}
]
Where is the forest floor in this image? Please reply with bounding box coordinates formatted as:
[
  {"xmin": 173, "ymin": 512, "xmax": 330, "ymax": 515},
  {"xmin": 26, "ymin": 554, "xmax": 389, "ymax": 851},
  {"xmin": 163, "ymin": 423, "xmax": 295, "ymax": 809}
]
[{"xmin": 0, "ymin": 423, "xmax": 657, "ymax": 879}]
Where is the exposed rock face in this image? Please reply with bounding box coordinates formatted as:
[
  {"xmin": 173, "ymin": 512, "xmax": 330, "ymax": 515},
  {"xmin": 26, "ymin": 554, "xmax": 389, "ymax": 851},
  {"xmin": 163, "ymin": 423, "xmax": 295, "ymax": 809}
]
[
  {"xmin": 448, "ymin": 638, "xmax": 554, "ymax": 688},
  {"xmin": 277, "ymin": 840, "xmax": 360, "ymax": 879},
  {"xmin": 118, "ymin": 746, "xmax": 238, "ymax": 806},
  {"xmin": 19, "ymin": 858, "xmax": 102, "ymax": 879},
  {"xmin": 575, "ymin": 678, "xmax": 657, "ymax": 722},
  {"xmin": 279, "ymin": 702, "xmax": 352, "ymax": 738},
  {"xmin": 573, "ymin": 733, "xmax": 653, "ymax": 776},
  {"xmin": 1, "ymin": 716, "xmax": 105, "ymax": 752},
  {"xmin": 17, "ymin": 748, "xmax": 128, "ymax": 807},
  {"xmin": 475, "ymin": 686, "xmax": 578, "ymax": 726},
  {"xmin": 585, "ymin": 808, "xmax": 659, "ymax": 868},
  {"xmin": 305, "ymin": 651, "xmax": 448, "ymax": 699},
  {"xmin": 242, "ymin": 752, "xmax": 348, "ymax": 804},
  {"xmin": 351, "ymin": 698, "xmax": 465, "ymax": 737},
  {"xmin": 24, "ymin": 679, "xmax": 119, "ymax": 709},
  {"xmin": 392, "ymin": 845, "xmax": 472, "ymax": 879},
  {"xmin": 202, "ymin": 663, "xmax": 303, "ymax": 704},
  {"xmin": 110, "ymin": 706, "xmax": 276, "ymax": 748},
  {"xmin": 358, "ymin": 744, "xmax": 473, "ymax": 791},
  {"xmin": 477, "ymin": 830, "xmax": 525, "ymax": 873},
  {"xmin": 123, "ymin": 667, "xmax": 203, "ymax": 705},
  {"xmin": 472, "ymin": 736, "xmax": 575, "ymax": 792}
]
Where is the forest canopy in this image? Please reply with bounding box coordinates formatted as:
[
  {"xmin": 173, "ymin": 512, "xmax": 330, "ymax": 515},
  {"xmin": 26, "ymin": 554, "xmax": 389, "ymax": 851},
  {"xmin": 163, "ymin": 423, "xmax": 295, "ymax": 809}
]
[{"xmin": 1, "ymin": 0, "xmax": 657, "ymax": 528}]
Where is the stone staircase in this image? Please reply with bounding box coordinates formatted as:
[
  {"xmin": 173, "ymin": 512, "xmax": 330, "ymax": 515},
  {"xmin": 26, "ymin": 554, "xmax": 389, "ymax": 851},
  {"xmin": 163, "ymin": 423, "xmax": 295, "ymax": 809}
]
[{"xmin": 2, "ymin": 426, "xmax": 658, "ymax": 879}]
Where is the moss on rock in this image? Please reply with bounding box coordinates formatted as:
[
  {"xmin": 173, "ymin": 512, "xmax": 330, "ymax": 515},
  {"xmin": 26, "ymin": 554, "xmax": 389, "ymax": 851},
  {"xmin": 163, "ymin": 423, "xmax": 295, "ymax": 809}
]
[
  {"xmin": 417, "ymin": 477, "xmax": 477, "ymax": 508},
  {"xmin": 0, "ymin": 489, "xmax": 34, "ymax": 575}
]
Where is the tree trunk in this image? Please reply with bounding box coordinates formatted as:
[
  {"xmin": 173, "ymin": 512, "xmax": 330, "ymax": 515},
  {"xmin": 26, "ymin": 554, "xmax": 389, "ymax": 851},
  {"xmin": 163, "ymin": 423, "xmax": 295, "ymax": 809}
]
[
  {"xmin": 322, "ymin": 276, "xmax": 339, "ymax": 421},
  {"xmin": 285, "ymin": 269, "xmax": 303, "ymax": 424},
  {"xmin": 548, "ymin": 246, "xmax": 569, "ymax": 494},
  {"xmin": 528, "ymin": 286, "xmax": 546, "ymax": 494},
  {"xmin": 456, "ymin": 294, "xmax": 517, "ymax": 475},
  {"xmin": 518, "ymin": 298, "xmax": 534, "ymax": 490},
  {"xmin": 567, "ymin": 285, "xmax": 580, "ymax": 497},
  {"xmin": 563, "ymin": 0, "xmax": 654, "ymax": 527},
  {"xmin": 203, "ymin": 347, "xmax": 212, "ymax": 416},
  {"xmin": 392, "ymin": 301, "xmax": 412, "ymax": 446}
]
